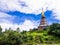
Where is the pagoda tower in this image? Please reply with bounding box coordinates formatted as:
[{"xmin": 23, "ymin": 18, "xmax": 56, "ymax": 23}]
[{"xmin": 38, "ymin": 9, "xmax": 48, "ymax": 30}]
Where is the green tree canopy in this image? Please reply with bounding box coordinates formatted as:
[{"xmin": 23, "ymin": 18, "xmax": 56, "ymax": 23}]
[{"xmin": 48, "ymin": 23, "xmax": 60, "ymax": 37}]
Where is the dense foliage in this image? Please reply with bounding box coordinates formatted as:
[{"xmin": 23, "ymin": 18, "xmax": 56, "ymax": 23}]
[
  {"xmin": 0, "ymin": 23, "xmax": 60, "ymax": 45},
  {"xmin": 48, "ymin": 23, "xmax": 60, "ymax": 38}
]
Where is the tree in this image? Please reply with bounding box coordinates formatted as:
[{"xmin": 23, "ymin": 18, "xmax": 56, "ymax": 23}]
[
  {"xmin": 0, "ymin": 30, "xmax": 22, "ymax": 45},
  {"xmin": 16, "ymin": 27, "xmax": 20, "ymax": 32},
  {"xmin": 48, "ymin": 23, "xmax": 60, "ymax": 37},
  {"xmin": 0, "ymin": 26, "xmax": 2, "ymax": 34}
]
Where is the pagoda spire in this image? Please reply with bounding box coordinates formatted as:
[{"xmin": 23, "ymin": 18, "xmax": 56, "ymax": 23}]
[{"xmin": 42, "ymin": 8, "xmax": 44, "ymax": 17}]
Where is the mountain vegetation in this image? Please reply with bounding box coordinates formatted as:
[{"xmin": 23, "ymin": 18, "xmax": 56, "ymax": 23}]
[{"xmin": 0, "ymin": 23, "xmax": 60, "ymax": 45}]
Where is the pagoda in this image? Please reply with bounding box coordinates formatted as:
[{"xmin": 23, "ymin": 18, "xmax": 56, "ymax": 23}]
[{"xmin": 38, "ymin": 9, "xmax": 48, "ymax": 30}]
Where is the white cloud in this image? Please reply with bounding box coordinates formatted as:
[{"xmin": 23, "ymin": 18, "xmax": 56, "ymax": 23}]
[
  {"xmin": 47, "ymin": 0, "xmax": 60, "ymax": 20},
  {"xmin": 0, "ymin": 0, "xmax": 47, "ymax": 14},
  {"xmin": 0, "ymin": 19, "xmax": 38, "ymax": 32},
  {"xmin": 0, "ymin": 0, "xmax": 60, "ymax": 20},
  {"xmin": 0, "ymin": 23, "xmax": 19, "ymax": 31},
  {"xmin": 0, "ymin": 12, "xmax": 16, "ymax": 23},
  {"xmin": 20, "ymin": 20, "xmax": 38, "ymax": 31},
  {"xmin": 0, "ymin": 12, "xmax": 19, "ymax": 31}
]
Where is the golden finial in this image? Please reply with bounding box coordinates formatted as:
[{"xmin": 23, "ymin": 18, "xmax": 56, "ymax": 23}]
[{"xmin": 42, "ymin": 8, "xmax": 44, "ymax": 16}]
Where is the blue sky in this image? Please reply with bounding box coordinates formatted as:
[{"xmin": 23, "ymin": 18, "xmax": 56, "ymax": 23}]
[
  {"xmin": 6, "ymin": 10, "xmax": 60, "ymax": 24},
  {"xmin": 0, "ymin": 0, "xmax": 60, "ymax": 31}
]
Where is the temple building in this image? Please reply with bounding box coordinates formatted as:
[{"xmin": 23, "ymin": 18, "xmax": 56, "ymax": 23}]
[{"xmin": 38, "ymin": 9, "xmax": 48, "ymax": 30}]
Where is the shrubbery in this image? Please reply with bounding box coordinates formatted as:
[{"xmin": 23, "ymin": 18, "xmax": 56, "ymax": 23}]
[
  {"xmin": 48, "ymin": 23, "xmax": 60, "ymax": 38},
  {"xmin": 0, "ymin": 23, "xmax": 60, "ymax": 45}
]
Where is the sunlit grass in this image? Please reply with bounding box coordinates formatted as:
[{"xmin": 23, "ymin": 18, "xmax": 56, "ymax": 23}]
[{"xmin": 36, "ymin": 44, "xmax": 60, "ymax": 45}]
